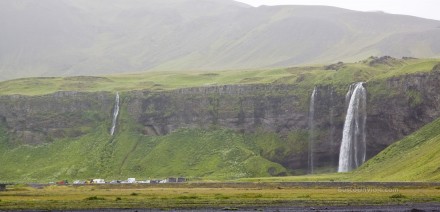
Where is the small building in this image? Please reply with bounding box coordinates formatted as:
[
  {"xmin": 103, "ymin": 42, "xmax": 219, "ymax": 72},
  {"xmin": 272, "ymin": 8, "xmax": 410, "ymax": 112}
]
[
  {"xmin": 127, "ymin": 178, "xmax": 136, "ymax": 183},
  {"xmin": 177, "ymin": 177, "xmax": 186, "ymax": 183}
]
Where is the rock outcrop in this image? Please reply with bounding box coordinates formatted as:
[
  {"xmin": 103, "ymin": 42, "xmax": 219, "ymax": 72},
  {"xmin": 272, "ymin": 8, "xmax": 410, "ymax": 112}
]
[
  {"xmin": 0, "ymin": 91, "xmax": 113, "ymax": 145},
  {"xmin": 126, "ymin": 84, "xmax": 306, "ymax": 137}
]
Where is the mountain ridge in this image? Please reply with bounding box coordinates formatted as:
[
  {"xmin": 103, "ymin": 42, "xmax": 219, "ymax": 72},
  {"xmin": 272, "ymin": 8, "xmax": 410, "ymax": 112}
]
[{"xmin": 1, "ymin": 0, "xmax": 440, "ymax": 80}]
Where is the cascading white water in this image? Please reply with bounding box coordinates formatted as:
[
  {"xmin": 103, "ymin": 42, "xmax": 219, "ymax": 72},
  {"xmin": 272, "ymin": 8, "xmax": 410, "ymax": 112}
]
[
  {"xmin": 308, "ymin": 87, "xmax": 317, "ymax": 174},
  {"xmin": 110, "ymin": 92, "xmax": 120, "ymax": 136},
  {"xmin": 338, "ymin": 82, "xmax": 367, "ymax": 172}
]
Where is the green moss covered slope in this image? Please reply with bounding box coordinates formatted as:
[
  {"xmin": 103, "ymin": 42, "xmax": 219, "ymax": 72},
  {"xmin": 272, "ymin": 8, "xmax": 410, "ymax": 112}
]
[{"xmin": 351, "ymin": 118, "xmax": 440, "ymax": 181}]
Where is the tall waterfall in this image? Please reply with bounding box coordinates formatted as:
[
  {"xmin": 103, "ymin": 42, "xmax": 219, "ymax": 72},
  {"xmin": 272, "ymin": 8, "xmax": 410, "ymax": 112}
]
[
  {"xmin": 110, "ymin": 92, "xmax": 120, "ymax": 136},
  {"xmin": 338, "ymin": 82, "xmax": 367, "ymax": 172},
  {"xmin": 308, "ymin": 87, "xmax": 317, "ymax": 174}
]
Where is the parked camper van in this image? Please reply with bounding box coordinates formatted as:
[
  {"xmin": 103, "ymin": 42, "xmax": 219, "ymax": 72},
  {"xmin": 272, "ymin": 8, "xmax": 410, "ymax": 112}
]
[{"xmin": 93, "ymin": 179, "xmax": 105, "ymax": 184}]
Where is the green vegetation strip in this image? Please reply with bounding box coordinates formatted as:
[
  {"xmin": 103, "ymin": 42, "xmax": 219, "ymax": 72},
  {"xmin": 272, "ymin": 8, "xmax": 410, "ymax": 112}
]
[
  {"xmin": 0, "ymin": 183, "xmax": 439, "ymax": 210},
  {"xmin": 0, "ymin": 58, "xmax": 438, "ymax": 96}
]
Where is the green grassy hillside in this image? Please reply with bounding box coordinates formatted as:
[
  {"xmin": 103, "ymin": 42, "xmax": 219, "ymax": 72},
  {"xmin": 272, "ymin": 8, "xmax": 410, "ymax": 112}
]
[
  {"xmin": 0, "ymin": 128, "xmax": 288, "ymax": 182},
  {"xmin": 0, "ymin": 106, "xmax": 295, "ymax": 182},
  {"xmin": 351, "ymin": 118, "xmax": 440, "ymax": 181}
]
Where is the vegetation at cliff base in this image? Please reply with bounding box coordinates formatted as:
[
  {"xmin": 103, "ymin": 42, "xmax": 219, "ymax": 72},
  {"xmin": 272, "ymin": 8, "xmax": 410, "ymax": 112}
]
[
  {"xmin": 351, "ymin": 117, "xmax": 440, "ymax": 181},
  {"xmin": 0, "ymin": 123, "xmax": 295, "ymax": 182}
]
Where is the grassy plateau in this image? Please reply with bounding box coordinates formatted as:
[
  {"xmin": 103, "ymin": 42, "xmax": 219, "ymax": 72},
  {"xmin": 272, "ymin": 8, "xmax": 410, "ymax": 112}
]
[{"xmin": 0, "ymin": 57, "xmax": 438, "ymax": 96}]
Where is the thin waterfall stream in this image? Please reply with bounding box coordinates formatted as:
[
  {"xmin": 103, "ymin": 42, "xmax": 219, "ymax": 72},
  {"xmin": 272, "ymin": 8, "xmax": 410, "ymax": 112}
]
[
  {"xmin": 110, "ymin": 92, "xmax": 120, "ymax": 136},
  {"xmin": 308, "ymin": 87, "xmax": 317, "ymax": 174}
]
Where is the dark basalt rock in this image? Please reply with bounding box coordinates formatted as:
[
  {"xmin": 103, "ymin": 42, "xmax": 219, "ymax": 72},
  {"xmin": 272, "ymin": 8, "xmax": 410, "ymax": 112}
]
[
  {"xmin": 432, "ymin": 63, "xmax": 440, "ymax": 72},
  {"xmin": 0, "ymin": 91, "xmax": 114, "ymax": 145}
]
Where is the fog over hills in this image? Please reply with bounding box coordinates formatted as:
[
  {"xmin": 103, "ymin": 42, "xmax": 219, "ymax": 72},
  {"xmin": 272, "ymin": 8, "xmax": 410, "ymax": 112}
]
[{"xmin": 1, "ymin": 0, "xmax": 440, "ymax": 80}]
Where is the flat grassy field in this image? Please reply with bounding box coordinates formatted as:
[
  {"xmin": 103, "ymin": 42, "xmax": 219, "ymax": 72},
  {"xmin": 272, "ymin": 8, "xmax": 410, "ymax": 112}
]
[
  {"xmin": 0, "ymin": 183, "xmax": 439, "ymax": 210},
  {"xmin": 0, "ymin": 58, "xmax": 438, "ymax": 96}
]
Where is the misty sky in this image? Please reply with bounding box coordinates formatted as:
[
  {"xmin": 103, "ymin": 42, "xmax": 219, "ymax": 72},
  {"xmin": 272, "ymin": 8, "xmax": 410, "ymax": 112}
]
[{"xmin": 235, "ymin": 0, "xmax": 440, "ymax": 21}]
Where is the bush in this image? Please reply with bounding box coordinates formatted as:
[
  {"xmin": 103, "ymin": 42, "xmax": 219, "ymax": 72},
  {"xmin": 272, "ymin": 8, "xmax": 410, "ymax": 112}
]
[
  {"xmin": 177, "ymin": 195, "xmax": 199, "ymax": 199},
  {"xmin": 115, "ymin": 197, "xmax": 122, "ymax": 201},
  {"xmin": 130, "ymin": 192, "xmax": 139, "ymax": 196},
  {"xmin": 222, "ymin": 207, "xmax": 239, "ymax": 211},
  {"xmin": 84, "ymin": 196, "xmax": 105, "ymax": 201},
  {"xmin": 297, "ymin": 194, "xmax": 311, "ymax": 198},
  {"xmin": 389, "ymin": 194, "xmax": 406, "ymax": 199},
  {"xmin": 214, "ymin": 194, "xmax": 230, "ymax": 199}
]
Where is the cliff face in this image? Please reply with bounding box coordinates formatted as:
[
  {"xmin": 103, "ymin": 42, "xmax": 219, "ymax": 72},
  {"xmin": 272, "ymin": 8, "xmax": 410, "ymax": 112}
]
[
  {"xmin": 0, "ymin": 91, "xmax": 114, "ymax": 145},
  {"xmin": 125, "ymin": 84, "xmax": 306, "ymax": 137},
  {"xmin": 309, "ymin": 71, "xmax": 440, "ymax": 170},
  {"xmin": 366, "ymin": 72, "xmax": 440, "ymax": 157},
  {"xmin": 124, "ymin": 71, "xmax": 440, "ymax": 171},
  {"xmin": 0, "ymin": 71, "xmax": 439, "ymax": 173}
]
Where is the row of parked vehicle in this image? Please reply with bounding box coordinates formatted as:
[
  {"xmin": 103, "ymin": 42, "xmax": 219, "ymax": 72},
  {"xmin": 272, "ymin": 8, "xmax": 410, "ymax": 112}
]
[{"xmin": 68, "ymin": 177, "xmax": 187, "ymax": 185}]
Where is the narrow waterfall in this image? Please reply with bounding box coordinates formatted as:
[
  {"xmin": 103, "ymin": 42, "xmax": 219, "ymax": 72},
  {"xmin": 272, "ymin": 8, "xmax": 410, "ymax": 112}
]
[
  {"xmin": 338, "ymin": 83, "xmax": 367, "ymax": 172},
  {"xmin": 308, "ymin": 87, "xmax": 317, "ymax": 174},
  {"xmin": 110, "ymin": 92, "xmax": 120, "ymax": 136},
  {"xmin": 329, "ymin": 89, "xmax": 336, "ymax": 167}
]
